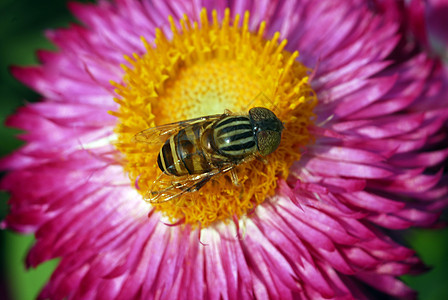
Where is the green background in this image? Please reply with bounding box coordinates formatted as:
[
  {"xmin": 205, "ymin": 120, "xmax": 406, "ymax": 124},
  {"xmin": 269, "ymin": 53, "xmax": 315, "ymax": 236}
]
[{"xmin": 0, "ymin": 0, "xmax": 447, "ymax": 299}]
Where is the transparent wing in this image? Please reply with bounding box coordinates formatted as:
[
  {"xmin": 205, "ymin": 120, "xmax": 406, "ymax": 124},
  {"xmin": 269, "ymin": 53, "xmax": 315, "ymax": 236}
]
[
  {"xmin": 145, "ymin": 164, "xmax": 236, "ymax": 203},
  {"xmin": 145, "ymin": 173, "xmax": 213, "ymax": 203},
  {"xmin": 133, "ymin": 114, "xmax": 225, "ymax": 145},
  {"xmin": 240, "ymin": 92, "xmax": 272, "ymax": 112}
]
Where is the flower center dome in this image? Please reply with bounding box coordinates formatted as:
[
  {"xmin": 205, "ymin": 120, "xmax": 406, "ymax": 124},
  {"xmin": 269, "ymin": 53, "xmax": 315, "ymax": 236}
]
[{"xmin": 112, "ymin": 8, "xmax": 317, "ymax": 227}]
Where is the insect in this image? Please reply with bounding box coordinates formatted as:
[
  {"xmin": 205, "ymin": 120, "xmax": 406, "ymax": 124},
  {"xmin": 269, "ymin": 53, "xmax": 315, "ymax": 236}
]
[{"xmin": 133, "ymin": 107, "xmax": 284, "ymax": 203}]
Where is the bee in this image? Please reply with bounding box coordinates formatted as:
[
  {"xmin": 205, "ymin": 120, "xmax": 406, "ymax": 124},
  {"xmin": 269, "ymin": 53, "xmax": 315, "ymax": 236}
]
[{"xmin": 134, "ymin": 107, "xmax": 284, "ymax": 203}]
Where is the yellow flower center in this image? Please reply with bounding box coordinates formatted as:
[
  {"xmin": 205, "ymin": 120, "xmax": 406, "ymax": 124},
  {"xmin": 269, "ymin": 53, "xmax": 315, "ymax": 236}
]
[{"xmin": 111, "ymin": 8, "xmax": 317, "ymax": 227}]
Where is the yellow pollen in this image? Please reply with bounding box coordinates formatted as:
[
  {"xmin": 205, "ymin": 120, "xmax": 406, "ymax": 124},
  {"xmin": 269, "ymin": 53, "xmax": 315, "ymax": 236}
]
[{"xmin": 111, "ymin": 8, "xmax": 317, "ymax": 227}]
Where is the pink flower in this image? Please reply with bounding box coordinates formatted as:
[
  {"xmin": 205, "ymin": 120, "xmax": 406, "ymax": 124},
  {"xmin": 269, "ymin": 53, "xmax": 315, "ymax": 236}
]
[
  {"xmin": 372, "ymin": 0, "xmax": 448, "ymax": 60},
  {"xmin": 2, "ymin": 0, "xmax": 448, "ymax": 299}
]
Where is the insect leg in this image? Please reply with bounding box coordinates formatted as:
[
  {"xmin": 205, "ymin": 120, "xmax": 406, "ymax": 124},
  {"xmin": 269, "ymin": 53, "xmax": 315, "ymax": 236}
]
[
  {"xmin": 256, "ymin": 156, "xmax": 269, "ymax": 165},
  {"xmin": 230, "ymin": 169, "xmax": 239, "ymax": 186}
]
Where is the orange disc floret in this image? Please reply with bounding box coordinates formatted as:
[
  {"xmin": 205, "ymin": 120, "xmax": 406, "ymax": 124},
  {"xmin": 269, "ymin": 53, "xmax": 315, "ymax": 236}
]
[{"xmin": 111, "ymin": 8, "xmax": 317, "ymax": 227}]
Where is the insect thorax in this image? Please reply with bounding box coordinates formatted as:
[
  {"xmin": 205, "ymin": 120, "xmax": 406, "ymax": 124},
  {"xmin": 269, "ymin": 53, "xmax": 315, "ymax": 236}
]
[{"xmin": 212, "ymin": 115, "xmax": 257, "ymax": 159}]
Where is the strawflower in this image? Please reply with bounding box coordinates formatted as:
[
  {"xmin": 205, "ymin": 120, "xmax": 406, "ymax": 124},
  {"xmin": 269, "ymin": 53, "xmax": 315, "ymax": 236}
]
[
  {"xmin": 372, "ymin": 0, "xmax": 448, "ymax": 61},
  {"xmin": 2, "ymin": 0, "xmax": 448, "ymax": 299}
]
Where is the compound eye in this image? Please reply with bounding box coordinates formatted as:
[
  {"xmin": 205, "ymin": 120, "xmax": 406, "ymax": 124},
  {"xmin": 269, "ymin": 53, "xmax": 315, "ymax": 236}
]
[
  {"xmin": 249, "ymin": 107, "xmax": 276, "ymax": 122},
  {"xmin": 257, "ymin": 130, "xmax": 282, "ymax": 156}
]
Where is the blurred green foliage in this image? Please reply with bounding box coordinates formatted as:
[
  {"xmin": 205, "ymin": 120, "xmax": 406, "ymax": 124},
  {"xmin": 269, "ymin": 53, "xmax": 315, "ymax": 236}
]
[
  {"xmin": 402, "ymin": 227, "xmax": 448, "ymax": 299},
  {"xmin": 0, "ymin": 0, "xmax": 447, "ymax": 299}
]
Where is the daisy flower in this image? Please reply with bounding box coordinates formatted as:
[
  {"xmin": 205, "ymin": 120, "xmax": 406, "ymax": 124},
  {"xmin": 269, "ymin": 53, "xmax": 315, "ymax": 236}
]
[
  {"xmin": 2, "ymin": 0, "xmax": 448, "ymax": 299},
  {"xmin": 372, "ymin": 0, "xmax": 448, "ymax": 60}
]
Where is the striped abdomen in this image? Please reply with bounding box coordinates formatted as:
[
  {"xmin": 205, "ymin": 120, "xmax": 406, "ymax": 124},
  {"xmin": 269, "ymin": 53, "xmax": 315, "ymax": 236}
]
[
  {"xmin": 213, "ymin": 116, "xmax": 257, "ymax": 158},
  {"xmin": 157, "ymin": 122, "xmax": 213, "ymax": 176}
]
